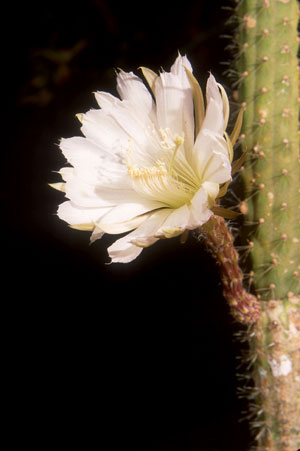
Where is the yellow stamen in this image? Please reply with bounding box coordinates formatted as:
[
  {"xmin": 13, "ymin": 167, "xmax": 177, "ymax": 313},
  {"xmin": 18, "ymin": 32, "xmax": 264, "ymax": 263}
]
[{"xmin": 168, "ymin": 134, "xmax": 184, "ymax": 175}]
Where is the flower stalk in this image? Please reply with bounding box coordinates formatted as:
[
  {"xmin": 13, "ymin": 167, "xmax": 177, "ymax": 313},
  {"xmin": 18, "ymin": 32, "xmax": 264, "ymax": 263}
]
[{"xmin": 199, "ymin": 215, "xmax": 260, "ymax": 324}]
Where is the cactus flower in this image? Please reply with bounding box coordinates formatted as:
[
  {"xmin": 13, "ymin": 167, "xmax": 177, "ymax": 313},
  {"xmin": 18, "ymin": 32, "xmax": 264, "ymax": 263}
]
[{"xmin": 52, "ymin": 54, "xmax": 238, "ymax": 263}]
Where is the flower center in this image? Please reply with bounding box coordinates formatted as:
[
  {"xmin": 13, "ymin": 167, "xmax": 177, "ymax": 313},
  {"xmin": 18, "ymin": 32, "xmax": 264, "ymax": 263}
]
[{"xmin": 126, "ymin": 128, "xmax": 200, "ymax": 208}]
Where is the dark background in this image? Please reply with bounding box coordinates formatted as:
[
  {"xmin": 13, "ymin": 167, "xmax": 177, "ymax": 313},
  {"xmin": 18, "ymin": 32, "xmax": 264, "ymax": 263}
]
[{"xmin": 5, "ymin": 1, "xmax": 254, "ymax": 449}]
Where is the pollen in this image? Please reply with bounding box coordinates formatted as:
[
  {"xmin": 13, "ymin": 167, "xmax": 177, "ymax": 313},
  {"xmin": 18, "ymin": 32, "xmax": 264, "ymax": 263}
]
[{"xmin": 127, "ymin": 161, "xmax": 167, "ymax": 178}]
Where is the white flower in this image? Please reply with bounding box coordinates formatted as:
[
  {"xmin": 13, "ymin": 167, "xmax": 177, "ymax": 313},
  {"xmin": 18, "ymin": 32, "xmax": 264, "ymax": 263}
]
[{"xmin": 52, "ymin": 54, "xmax": 239, "ymax": 263}]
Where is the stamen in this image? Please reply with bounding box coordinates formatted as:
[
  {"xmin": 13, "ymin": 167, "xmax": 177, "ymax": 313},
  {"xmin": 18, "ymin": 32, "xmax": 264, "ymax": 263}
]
[
  {"xmin": 168, "ymin": 134, "xmax": 184, "ymax": 175},
  {"xmin": 125, "ymin": 128, "xmax": 201, "ymax": 208}
]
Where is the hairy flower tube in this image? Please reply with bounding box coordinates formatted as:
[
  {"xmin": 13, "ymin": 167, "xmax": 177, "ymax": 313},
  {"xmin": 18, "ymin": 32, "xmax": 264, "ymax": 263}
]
[{"xmin": 52, "ymin": 54, "xmax": 241, "ymax": 263}]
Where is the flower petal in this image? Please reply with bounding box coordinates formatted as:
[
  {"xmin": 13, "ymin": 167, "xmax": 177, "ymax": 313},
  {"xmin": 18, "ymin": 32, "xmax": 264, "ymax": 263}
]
[
  {"xmin": 60, "ymin": 136, "xmax": 125, "ymax": 183},
  {"xmin": 200, "ymin": 97, "xmax": 224, "ymax": 136},
  {"xmin": 171, "ymin": 53, "xmax": 193, "ymax": 77},
  {"xmin": 80, "ymin": 108, "xmax": 129, "ymax": 155},
  {"xmin": 96, "ymin": 213, "xmax": 150, "ymax": 235},
  {"xmin": 155, "ymin": 204, "xmax": 191, "ymax": 238},
  {"xmin": 116, "ymin": 70, "xmax": 156, "ymax": 124},
  {"xmin": 99, "ymin": 200, "xmax": 163, "ymax": 226},
  {"xmin": 94, "ymin": 91, "xmax": 152, "ymax": 147},
  {"xmin": 155, "ymin": 187, "xmax": 212, "ymax": 238},
  {"xmin": 206, "ymin": 73, "xmax": 224, "ymax": 113},
  {"xmin": 202, "ymin": 181, "xmax": 220, "ymax": 204},
  {"xmin": 57, "ymin": 201, "xmax": 110, "ymax": 226},
  {"xmin": 107, "ymin": 209, "xmax": 170, "ymax": 263},
  {"xmin": 193, "ymin": 129, "xmax": 232, "ymax": 184},
  {"xmin": 107, "ymin": 237, "xmax": 144, "ymax": 264},
  {"xmin": 155, "ymin": 57, "xmax": 194, "ymax": 150},
  {"xmin": 189, "ymin": 187, "xmax": 213, "ymax": 225},
  {"xmin": 90, "ymin": 226, "xmax": 105, "ymax": 244}
]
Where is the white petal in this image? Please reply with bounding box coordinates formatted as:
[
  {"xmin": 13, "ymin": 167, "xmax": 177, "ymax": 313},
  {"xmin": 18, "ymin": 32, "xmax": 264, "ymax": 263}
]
[
  {"xmin": 201, "ymin": 97, "xmax": 224, "ymax": 135},
  {"xmin": 94, "ymin": 91, "xmax": 121, "ymax": 109},
  {"xmin": 99, "ymin": 200, "xmax": 163, "ymax": 226},
  {"xmin": 206, "ymin": 73, "xmax": 223, "ymax": 111},
  {"xmin": 61, "ymin": 162, "xmax": 149, "ymax": 209},
  {"xmin": 155, "ymin": 66, "xmax": 194, "ymax": 150},
  {"xmin": 108, "ymin": 236, "xmax": 143, "ymax": 263},
  {"xmin": 171, "ymin": 53, "xmax": 193, "ymax": 77},
  {"xmin": 201, "ymin": 181, "xmax": 219, "ymax": 203},
  {"xmin": 206, "ymin": 74, "xmax": 229, "ymax": 129},
  {"xmin": 116, "ymin": 70, "xmax": 156, "ymax": 123},
  {"xmin": 155, "ymin": 204, "xmax": 191, "ymax": 238},
  {"xmin": 203, "ymin": 74, "xmax": 228, "ymax": 135},
  {"xmin": 189, "ymin": 187, "xmax": 213, "ymax": 225},
  {"xmin": 129, "ymin": 208, "xmax": 171, "ymax": 247},
  {"xmin": 60, "ymin": 136, "xmax": 125, "ymax": 183},
  {"xmin": 90, "ymin": 226, "xmax": 105, "ymax": 244},
  {"xmin": 108, "ymin": 209, "xmax": 171, "ymax": 263},
  {"xmin": 193, "ymin": 129, "xmax": 231, "ymax": 184},
  {"xmin": 155, "ymin": 187, "xmax": 212, "ymax": 238},
  {"xmin": 58, "ymin": 167, "xmax": 74, "ymax": 182},
  {"xmin": 96, "ymin": 74, "xmax": 155, "ymax": 127},
  {"xmin": 96, "ymin": 213, "xmax": 149, "ymax": 235},
  {"xmin": 57, "ymin": 201, "xmax": 110, "ymax": 226},
  {"xmin": 93, "ymin": 91, "xmax": 151, "ymax": 147},
  {"xmin": 80, "ymin": 109, "xmax": 129, "ymax": 156}
]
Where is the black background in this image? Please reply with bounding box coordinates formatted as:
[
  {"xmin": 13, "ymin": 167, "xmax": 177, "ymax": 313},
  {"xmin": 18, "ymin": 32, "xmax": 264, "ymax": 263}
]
[{"xmin": 5, "ymin": 1, "xmax": 254, "ymax": 449}]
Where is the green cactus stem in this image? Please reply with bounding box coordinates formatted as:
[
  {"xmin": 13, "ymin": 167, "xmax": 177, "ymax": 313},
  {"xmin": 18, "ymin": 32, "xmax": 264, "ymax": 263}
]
[
  {"xmin": 229, "ymin": 0, "xmax": 300, "ymax": 449},
  {"xmin": 236, "ymin": 0, "xmax": 300, "ymax": 300}
]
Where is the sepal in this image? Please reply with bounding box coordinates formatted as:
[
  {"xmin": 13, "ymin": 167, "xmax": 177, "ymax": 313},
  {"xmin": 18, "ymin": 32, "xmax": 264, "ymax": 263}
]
[
  {"xmin": 69, "ymin": 223, "xmax": 95, "ymax": 231},
  {"xmin": 185, "ymin": 67, "xmax": 205, "ymax": 137},
  {"xmin": 48, "ymin": 182, "xmax": 66, "ymax": 192},
  {"xmin": 211, "ymin": 206, "xmax": 241, "ymax": 219}
]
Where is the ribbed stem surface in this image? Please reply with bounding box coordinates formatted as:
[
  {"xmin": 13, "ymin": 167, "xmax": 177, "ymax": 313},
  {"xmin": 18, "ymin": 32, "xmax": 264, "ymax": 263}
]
[{"xmin": 237, "ymin": 0, "xmax": 300, "ymax": 300}]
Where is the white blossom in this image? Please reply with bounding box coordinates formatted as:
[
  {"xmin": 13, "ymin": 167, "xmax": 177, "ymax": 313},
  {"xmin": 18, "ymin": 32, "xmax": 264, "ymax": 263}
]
[{"xmin": 52, "ymin": 54, "xmax": 238, "ymax": 263}]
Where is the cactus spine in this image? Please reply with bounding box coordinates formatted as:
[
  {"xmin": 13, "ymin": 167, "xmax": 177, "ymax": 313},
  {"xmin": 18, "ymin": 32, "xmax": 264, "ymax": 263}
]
[{"xmin": 232, "ymin": 0, "xmax": 300, "ymax": 449}]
